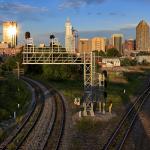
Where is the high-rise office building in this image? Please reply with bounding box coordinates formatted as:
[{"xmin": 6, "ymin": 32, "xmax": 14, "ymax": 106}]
[
  {"xmin": 3, "ymin": 21, "xmax": 17, "ymax": 47},
  {"xmin": 105, "ymin": 38, "xmax": 114, "ymax": 51},
  {"xmin": 91, "ymin": 37, "xmax": 106, "ymax": 52},
  {"xmin": 65, "ymin": 18, "xmax": 75, "ymax": 53},
  {"xmin": 124, "ymin": 39, "xmax": 136, "ymax": 50},
  {"xmin": 78, "ymin": 38, "xmax": 91, "ymax": 53},
  {"xmin": 112, "ymin": 34, "xmax": 123, "ymax": 54},
  {"xmin": 136, "ymin": 20, "xmax": 150, "ymax": 51}
]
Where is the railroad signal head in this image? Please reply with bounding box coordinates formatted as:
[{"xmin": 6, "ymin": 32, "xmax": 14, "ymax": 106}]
[
  {"xmin": 104, "ymin": 80, "xmax": 107, "ymax": 88},
  {"xmin": 104, "ymin": 91, "xmax": 107, "ymax": 99},
  {"xmin": 102, "ymin": 70, "xmax": 107, "ymax": 78},
  {"xmin": 25, "ymin": 32, "xmax": 30, "ymax": 39},
  {"xmin": 101, "ymin": 81, "xmax": 104, "ymax": 86},
  {"xmin": 50, "ymin": 34, "xmax": 55, "ymax": 39}
]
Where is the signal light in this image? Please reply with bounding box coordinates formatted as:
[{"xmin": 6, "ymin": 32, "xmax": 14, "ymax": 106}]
[
  {"xmin": 25, "ymin": 32, "xmax": 30, "ymax": 39},
  {"xmin": 104, "ymin": 91, "xmax": 107, "ymax": 99},
  {"xmin": 104, "ymin": 80, "xmax": 107, "ymax": 88},
  {"xmin": 102, "ymin": 70, "xmax": 107, "ymax": 78}
]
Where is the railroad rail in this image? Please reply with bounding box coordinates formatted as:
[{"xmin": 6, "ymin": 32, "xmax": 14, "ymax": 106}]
[
  {"xmin": 19, "ymin": 78, "xmax": 66, "ymax": 150},
  {"xmin": 0, "ymin": 77, "xmax": 66, "ymax": 150},
  {"xmin": 103, "ymin": 86, "xmax": 150, "ymax": 150},
  {"xmin": 0, "ymin": 77, "xmax": 44, "ymax": 150},
  {"xmin": 43, "ymin": 84, "xmax": 66, "ymax": 150}
]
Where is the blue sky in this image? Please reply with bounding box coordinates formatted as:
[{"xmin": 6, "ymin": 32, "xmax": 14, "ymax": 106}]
[{"xmin": 0, "ymin": 0, "xmax": 150, "ymax": 44}]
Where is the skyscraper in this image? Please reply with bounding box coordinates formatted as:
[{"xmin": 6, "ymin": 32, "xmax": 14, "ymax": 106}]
[
  {"xmin": 112, "ymin": 34, "xmax": 123, "ymax": 54},
  {"xmin": 65, "ymin": 18, "xmax": 75, "ymax": 53},
  {"xmin": 78, "ymin": 38, "xmax": 91, "ymax": 53},
  {"xmin": 3, "ymin": 21, "xmax": 17, "ymax": 48},
  {"xmin": 124, "ymin": 39, "xmax": 136, "ymax": 50},
  {"xmin": 136, "ymin": 20, "xmax": 150, "ymax": 51},
  {"xmin": 91, "ymin": 37, "xmax": 106, "ymax": 52}
]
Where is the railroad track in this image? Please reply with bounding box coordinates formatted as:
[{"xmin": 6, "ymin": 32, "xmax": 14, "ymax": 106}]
[
  {"xmin": 19, "ymin": 78, "xmax": 66, "ymax": 150},
  {"xmin": 0, "ymin": 77, "xmax": 44, "ymax": 150},
  {"xmin": 103, "ymin": 86, "xmax": 150, "ymax": 150},
  {"xmin": 0, "ymin": 77, "xmax": 66, "ymax": 150},
  {"xmin": 44, "ymin": 85, "xmax": 66, "ymax": 150}
]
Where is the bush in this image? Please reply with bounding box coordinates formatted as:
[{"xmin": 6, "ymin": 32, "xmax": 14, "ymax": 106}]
[
  {"xmin": 0, "ymin": 109, "xmax": 9, "ymax": 120},
  {"xmin": 121, "ymin": 58, "xmax": 137, "ymax": 66},
  {"xmin": 106, "ymin": 48, "xmax": 121, "ymax": 57},
  {"xmin": 7, "ymin": 143, "xmax": 16, "ymax": 150}
]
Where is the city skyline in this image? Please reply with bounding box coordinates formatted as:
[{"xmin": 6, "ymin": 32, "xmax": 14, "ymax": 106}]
[{"xmin": 0, "ymin": 0, "xmax": 150, "ymax": 44}]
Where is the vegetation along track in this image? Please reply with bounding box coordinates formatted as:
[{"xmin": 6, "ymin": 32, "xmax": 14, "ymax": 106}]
[
  {"xmin": 0, "ymin": 77, "xmax": 66, "ymax": 150},
  {"xmin": 19, "ymin": 78, "xmax": 66, "ymax": 150},
  {"xmin": 103, "ymin": 86, "xmax": 150, "ymax": 150},
  {"xmin": 0, "ymin": 77, "xmax": 44, "ymax": 150}
]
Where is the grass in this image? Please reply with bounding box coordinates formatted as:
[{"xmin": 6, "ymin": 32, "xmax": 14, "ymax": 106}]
[
  {"xmin": 0, "ymin": 75, "xmax": 31, "ymax": 143},
  {"xmin": 68, "ymin": 65, "xmax": 150, "ymax": 149},
  {"xmin": 30, "ymin": 65, "xmax": 150, "ymax": 118},
  {"xmin": 30, "ymin": 75, "xmax": 83, "ymax": 113},
  {"xmin": 28, "ymin": 65, "xmax": 150, "ymax": 149},
  {"xmin": 0, "ymin": 75, "xmax": 31, "ymax": 121},
  {"xmin": 48, "ymin": 80, "xmax": 83, "ymax": 103},
  {"xmin": 107, "ymin": 66, "xmax": 150, "ymax": 111}
]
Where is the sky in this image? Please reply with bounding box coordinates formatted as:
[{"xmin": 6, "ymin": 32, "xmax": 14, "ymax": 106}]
[{"xmin": 0, "ymin": 0, "xmax": 150, "ymax": 45}]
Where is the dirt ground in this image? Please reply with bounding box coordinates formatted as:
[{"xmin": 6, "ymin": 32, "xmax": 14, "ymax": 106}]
[{"xmin": 61, "ymin": 66, "xmax": 150, "ymax": 150}]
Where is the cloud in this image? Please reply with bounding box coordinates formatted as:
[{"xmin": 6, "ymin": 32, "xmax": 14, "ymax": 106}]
[
  {"xmin": 109, "ymin": 12, "xmax": 117, "ymax": 16},
  {"xmin": 120, "ymin": 23, "xmax": 137, "ymax": 29},
  {"xmin": 59, "ymin": 0, "xmax": 106, "ymax": 9},
  {"xmin": 96, "ymin": 12, "xmax": 102, "ymax": 15},
  {"xmin": 0, "ymin": 2, "xmax": 48, "ymax": 14},
  {"xmin": 0, "ymin": 2, "xmax": 49, "ymax": 22},
  {"xmin": 109, "ymin": 12, "xmax": 126, "ymax": 17},
  {"xmin": 87, "ymin": 12, "xmax": 92, "ymax": 15}
]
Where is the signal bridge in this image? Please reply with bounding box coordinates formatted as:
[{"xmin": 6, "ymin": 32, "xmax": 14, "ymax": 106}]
[{"xmin": 23, "ymin": 38, "xmax": 105, "ymax": 116}]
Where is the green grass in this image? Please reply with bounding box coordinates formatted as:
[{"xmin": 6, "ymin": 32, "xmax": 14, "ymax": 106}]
[
  {"xmin": 30, "ymin": 74, "xmax": 83, "ymax": 106},
  {"xmin": 28, "ymin": 65, "xmax": 150, "ymax": 149},
  {"xmin": 30, "ymin": 66, "xmax": 150, "ymax": 114},
  {"xmin": 107, "ymin": 66, "xmax": 150, "ymax": 111},
  {"xmin": 69, "ymin": 66, "xmax": 150, "ymax": 149},
  {"xmin": 0, "ymin": 75, "xmax": 31, "ymax": 122},
  {"xmin": 0, "ymin": 75, "xmax": 31, "ymax": 143},
  {"xmin": 48, "ymin": 80, "xmax": 83, "ymax": 102}
]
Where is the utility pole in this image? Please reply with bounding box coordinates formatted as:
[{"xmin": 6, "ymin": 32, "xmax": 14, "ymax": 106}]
[{"xmin": 16, "ymin": 62, "xmax": 20, "ymax": 80}]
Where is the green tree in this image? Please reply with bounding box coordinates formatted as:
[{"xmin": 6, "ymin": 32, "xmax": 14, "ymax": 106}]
[
  {"xmin": 121, "ymin": 58, "xmax": 131, "ymax": 66},
  {"xmin": 2, "ymin": 56, "xmax": 16, "ymax": 71},
  {"xmin": 42, "ymin": 65, "xmax": 81, "ymax": 81},
  {"xmin": 92, "ymin": 50, "xmax": 106, "ymax": 57},
  {"xmin": 1, "ymin": 52, "xmax": 23, "ymax": 73},
  {"xmin": 130, "ymin": 59, "xmax": 137, "ymax": 66},
  {"xmin": 99, "ymin": 50, "xmax": 106, "ymax": 56},
  {"xmin": 106, "ymin": 48, "xmax": 121, "ymax": 57},
  {"xmin": 121, "ymin": 58, "xmax": 137, "ymax": 66}
]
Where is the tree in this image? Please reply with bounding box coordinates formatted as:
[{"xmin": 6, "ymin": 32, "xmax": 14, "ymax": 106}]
[
  {"xmin": 121, "ymin": 58, "xmax": 131, "ymax": 66},
  {"xmin": 99, "ymin": 50, "xmax": 106, "ymax": 56},
  {"xmin": 2, "ymin": 56, "xmax": 16, "ymax": 71},
  {"xmin": 42, "ymin": 64, "xmax": 82, "ymax": 81},
  {"xmin": 106, "ymin": 48, "xmax": 121, "ymax": 57},
  {"xmin": 121, "ymin": 58, "xmax": 137, "ymax": 66},
  {"xmin": 92, "ymin": 50, "xmax": 106, "ymax": 57}
]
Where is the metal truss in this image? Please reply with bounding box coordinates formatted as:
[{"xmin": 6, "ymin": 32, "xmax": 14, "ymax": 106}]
[
  {"xmin": 23, "ymin": 46, "xmax": 85, "ymax": 64},
  {"xmin": 23, "ymin": 43, "xmax": 99, "ymax": 115}
]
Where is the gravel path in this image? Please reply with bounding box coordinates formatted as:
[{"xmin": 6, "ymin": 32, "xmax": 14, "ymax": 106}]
[{"xmin": 20, "ymin": 96, "xmax": 53, "ymax": 150}]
